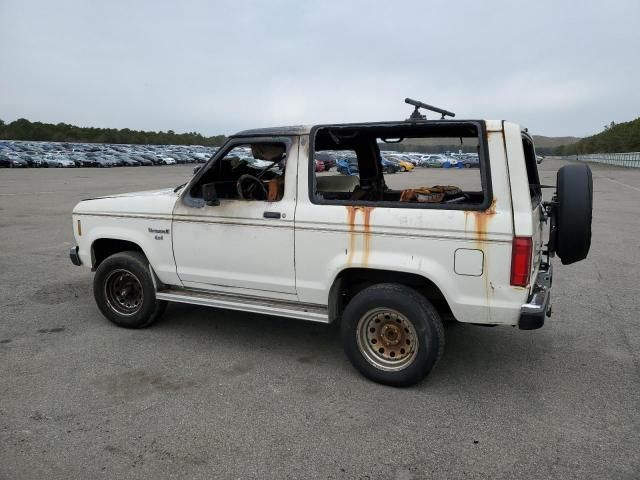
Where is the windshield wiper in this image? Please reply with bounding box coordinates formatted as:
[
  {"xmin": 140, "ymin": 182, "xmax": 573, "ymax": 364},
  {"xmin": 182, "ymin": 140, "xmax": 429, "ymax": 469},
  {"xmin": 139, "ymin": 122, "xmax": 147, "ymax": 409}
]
[{"xmin": 173, "ymin": 182, "xmax": 186, "ymax": 193}]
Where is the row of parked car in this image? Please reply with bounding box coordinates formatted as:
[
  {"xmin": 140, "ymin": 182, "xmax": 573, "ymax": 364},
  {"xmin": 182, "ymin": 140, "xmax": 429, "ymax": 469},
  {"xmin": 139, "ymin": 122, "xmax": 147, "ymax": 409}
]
[
  {"xmin": 0, "ymin": 140, "xmax": 480, "ymax": 172},
  {"xmin": 0, "ymin": 140, "xmax": 218, "ymax": 168},
  {"xmin": 315, "ymin": 150, "xmax": 480, "ymax": 176}
]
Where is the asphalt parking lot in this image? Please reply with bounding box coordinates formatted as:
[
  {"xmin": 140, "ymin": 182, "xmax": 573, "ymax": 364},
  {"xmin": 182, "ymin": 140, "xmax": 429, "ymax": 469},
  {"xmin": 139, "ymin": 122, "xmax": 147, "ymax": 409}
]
[{"xmin": 1, "ymin": 161, "xmax": 639, "ymax": 479}]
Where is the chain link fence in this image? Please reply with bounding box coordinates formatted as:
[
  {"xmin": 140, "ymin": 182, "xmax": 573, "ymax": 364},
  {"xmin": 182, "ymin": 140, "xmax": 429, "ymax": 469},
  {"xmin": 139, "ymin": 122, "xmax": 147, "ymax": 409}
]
[{"xmin": 560, "ymin": 152, "xmax": 640, "ymax": 168}]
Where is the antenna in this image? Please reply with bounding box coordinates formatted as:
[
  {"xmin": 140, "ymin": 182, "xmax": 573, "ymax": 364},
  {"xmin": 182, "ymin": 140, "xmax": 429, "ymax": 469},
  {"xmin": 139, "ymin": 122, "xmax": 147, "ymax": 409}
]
[{"xmin": 405, "ymin": 98, "xmax": 455, "ymax": 120}]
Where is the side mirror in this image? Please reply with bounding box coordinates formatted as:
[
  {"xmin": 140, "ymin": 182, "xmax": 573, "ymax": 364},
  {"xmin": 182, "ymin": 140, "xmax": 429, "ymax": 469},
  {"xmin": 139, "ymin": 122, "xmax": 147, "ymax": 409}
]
[
  {"xmin": 202, "ymin": 182, "xmax": 220, "ymax": 206},
  {"xmin": 536, "ymin": 155, "xmax": 544, "ymax": 165},
  {"xmin": 193, "ymin": 165, "xmax": 202, "ymax": 175}
]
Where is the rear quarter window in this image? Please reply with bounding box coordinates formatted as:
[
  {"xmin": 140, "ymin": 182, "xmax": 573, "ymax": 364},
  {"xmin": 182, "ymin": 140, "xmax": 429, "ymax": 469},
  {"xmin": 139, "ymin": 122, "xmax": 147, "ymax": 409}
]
[
  {"xmin": 310, "ymin": 121, "xmax": 491, "ymax": 211},
  {"xmin": 522, "ymin": 135, "xmax": 542, "ymax": 206}
]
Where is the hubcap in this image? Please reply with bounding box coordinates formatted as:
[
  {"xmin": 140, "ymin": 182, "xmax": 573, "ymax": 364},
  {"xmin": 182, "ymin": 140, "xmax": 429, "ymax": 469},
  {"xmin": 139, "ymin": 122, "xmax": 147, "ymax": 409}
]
[
  {"xmin": 104, "ymin": 269, "xmax": 143, "ymax": 316},
  {"xmin": 356, "ymin": 308, "xmax": 418, "ymax": 371}
]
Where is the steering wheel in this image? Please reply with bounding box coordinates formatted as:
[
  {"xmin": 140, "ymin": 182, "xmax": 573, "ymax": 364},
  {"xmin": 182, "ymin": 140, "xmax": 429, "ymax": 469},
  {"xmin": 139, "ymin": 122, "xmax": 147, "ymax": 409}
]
[{"xmin": 236, "ymin": 174, "xmax": 268, "ymax": 200}]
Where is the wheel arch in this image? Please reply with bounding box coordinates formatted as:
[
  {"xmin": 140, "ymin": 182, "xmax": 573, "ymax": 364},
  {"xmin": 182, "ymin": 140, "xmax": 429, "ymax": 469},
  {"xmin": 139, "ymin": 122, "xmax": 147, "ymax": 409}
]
[
  {"xmin": 91, "ymin": 238, "xmax": 145, "ymax": 269},
  {"xmin": 328, "ymin": 267, "xmax": 454, "ymax": 324}
]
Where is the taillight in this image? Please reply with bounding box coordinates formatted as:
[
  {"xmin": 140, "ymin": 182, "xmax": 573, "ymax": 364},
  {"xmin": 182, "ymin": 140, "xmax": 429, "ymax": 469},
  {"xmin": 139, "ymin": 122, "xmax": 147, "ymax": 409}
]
[{"xmin": 510, "ymin": 236, "xmax": 532, "ymax": 287}]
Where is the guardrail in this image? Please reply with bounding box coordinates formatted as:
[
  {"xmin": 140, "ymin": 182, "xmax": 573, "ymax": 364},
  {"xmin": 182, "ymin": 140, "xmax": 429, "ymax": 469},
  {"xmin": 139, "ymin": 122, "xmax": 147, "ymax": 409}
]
[{"xmin": 561, "ymin": 152, "xmax": 640, "ymax": 168}]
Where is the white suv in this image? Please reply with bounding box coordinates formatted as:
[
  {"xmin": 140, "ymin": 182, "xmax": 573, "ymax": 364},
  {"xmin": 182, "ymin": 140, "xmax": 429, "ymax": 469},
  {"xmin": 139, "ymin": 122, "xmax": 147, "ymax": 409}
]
[{"xmin": 70, "ymin": 102, "xmax": 592, "ymax": 386}]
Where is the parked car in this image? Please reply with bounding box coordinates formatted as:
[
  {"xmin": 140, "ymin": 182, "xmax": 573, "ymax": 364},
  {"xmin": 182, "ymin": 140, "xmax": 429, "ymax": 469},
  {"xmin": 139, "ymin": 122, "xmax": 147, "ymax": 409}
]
[
  {"xmin": 132, "ymin": 155, "xmax": 153, "ymax": 166},
  {"xmin": 44, "ymin": 156, "xmax": 75, "ymax": 168},
  {"xmin": 439, "ymin": 156, "xmax": 458, "ymax": 168},
  {"xmin": 106, "ymin": 155, "xmax": 125, "ymax": 167},
  {"xmin": 0, "ymin": 155, "xmax": 12, "ymax": 167},
  {"xmin": 94, "ymin": 158, "xmax": 115, "ymax": 168},
  {"xmin": 78, "ymin": 157, "xmax": 98, "ymax": 167},
  {"xmin": 415, "ymin": 155, "xmax": 441, "ymax": 168},
  {"xmin": 120, "ymin": 157, "xmax": 141, "ymax": 167},
  {"xmin": 19, "ymin": 154, "xmax": 45, "ymax": 167},
  {"xmin": 336, "ymin": 157, "xmax": 359, "ymax": 175},
  {"xmin": 314, "ymin": 151, "xmax": 336, "ymax": 171},
  {"xmin": 380, "ymin": 155, "xmax": 401, "ymax": 173},
  {"xmin": 460, "ymin": 155, "xmax": 480, "ymax": 168},
  {"xmin": 7, "ymin": 157, "xmax": 29, "ymax": 168},
  {"xmin": 385, "ymin": 155, "xmax": 414, "ymax": 172}
]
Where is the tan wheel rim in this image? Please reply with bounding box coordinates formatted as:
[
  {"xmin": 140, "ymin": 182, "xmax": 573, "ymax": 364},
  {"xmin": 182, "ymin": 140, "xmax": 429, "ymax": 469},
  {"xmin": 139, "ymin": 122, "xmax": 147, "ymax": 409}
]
[{"xmin": 356, "ymin": 308, "xmax": 418, "ymax": 371}]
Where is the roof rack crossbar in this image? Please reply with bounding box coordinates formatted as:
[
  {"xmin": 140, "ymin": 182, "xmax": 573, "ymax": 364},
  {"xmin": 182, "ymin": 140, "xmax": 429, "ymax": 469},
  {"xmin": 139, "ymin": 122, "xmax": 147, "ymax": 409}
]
[{"xmin": 405, "ymin": 98, "xmax": 455, "ymax": 120}]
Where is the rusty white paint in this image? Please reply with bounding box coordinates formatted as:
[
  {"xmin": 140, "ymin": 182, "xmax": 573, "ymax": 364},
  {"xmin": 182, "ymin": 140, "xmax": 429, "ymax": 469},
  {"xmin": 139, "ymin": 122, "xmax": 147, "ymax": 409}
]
[
  {"xmin": 72, "ymin": 189, "xmax": 180, "ymax": 285},
  {"xmin": 454, "ymin": 248, "xmax": 484, "ymax": 276},
  {"xmin": 503, "ymin": 121, "xmax": 545, "ymax": 290},
  {"xmin": 485, "ymin": 120, "xmax": 504, "ymax": 132},
  {"xmin": 295, "ymin": 128, "xmax": 527, "ymax": 326},
  {"xmin": 171, "ymin": 137, "xmax": 299, "ymax": 298},
  {"xmin": 72, "ymin": 121, "xmax": 541, "ymax": 327}
]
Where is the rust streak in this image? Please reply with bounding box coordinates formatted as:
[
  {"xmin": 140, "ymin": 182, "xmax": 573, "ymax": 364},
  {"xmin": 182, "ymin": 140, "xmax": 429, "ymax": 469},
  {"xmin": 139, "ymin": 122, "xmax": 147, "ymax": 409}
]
[
  {"xmin": 345, "ymin": 206, "xmax": 374, "ymax": 266},
  {"xmin": 361, "ymin": 207, "xmax": 373, "ymax": 266},
  {"xmin": 346, "ymin": 206, "xmax": 357, "ymax": 265},
  {"xmin": 464, "ymin": 198, "xmax": 497, "ymax": 243},
  {"xmin": 464, "ymin": 198, "xmax": 498, "ymax": 313}
]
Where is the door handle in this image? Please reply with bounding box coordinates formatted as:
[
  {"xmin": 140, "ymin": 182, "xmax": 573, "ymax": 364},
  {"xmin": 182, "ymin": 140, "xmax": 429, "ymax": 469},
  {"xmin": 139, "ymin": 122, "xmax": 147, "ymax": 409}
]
[{"xmin": 263, "ymin": 211, "xmax": 281, "ymax": 219}]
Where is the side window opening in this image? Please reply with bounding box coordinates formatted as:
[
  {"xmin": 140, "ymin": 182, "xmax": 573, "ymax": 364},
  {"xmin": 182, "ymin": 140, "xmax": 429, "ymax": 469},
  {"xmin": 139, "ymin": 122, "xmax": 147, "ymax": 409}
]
[
  {"xmin": 191, "ymin": 142, "xmax": 287, "ymax": 202},
  {"xmin": 312, "ymin": 123, "xmax": 487, "ymax": 208},
  {"xmin": 522, "ymin": 135, "xmax": 542, "ymax": 206}
]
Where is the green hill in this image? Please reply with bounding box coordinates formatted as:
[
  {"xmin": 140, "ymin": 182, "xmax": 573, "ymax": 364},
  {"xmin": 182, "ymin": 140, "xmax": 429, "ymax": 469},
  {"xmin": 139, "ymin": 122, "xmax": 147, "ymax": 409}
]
[
  {"xmin": 0, "ymin": 118, "xmax": 227, "ymax": 146},
  {"xmin": 555, "ymin": 118, "xmax": 640, "ymax": 155},
  {"xmin": 532, "ymin": 135, "xmax": 580, "ymax": 151}
]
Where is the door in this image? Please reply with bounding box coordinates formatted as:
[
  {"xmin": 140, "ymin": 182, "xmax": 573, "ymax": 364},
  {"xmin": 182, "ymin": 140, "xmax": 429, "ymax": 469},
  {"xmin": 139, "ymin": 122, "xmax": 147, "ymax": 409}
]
[{"xmin": 172, "ymin": 137, "xmax": 298, "ymax": 298}]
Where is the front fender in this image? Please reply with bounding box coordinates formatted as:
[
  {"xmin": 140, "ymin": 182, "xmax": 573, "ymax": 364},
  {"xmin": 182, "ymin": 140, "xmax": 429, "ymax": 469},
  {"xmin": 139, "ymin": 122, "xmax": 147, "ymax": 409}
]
[{"xmin": 74, "ymin": 213, "xmax": 180, "ymax": 286}]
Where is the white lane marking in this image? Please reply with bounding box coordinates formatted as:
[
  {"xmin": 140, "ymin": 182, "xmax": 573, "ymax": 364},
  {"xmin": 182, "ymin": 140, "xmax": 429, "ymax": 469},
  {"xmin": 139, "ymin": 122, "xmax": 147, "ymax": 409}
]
[{"xmin": 599, "ymin": 176, "xmax": 640, "ymax": 193}]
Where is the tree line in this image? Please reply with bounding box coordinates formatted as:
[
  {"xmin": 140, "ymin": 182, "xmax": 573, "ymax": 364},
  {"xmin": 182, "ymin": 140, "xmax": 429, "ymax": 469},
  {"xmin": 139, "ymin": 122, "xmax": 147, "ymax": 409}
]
[
  {"xmin": 0, "ymin": 118, "xmax": 227, "ymax": 146},
  {"xmin": 555, "ymin": 117, "xmax": 640, "ymax": 155},
  {"xmin": 2, "ymin": 116, "xmax": 638, "ymax": 154}
]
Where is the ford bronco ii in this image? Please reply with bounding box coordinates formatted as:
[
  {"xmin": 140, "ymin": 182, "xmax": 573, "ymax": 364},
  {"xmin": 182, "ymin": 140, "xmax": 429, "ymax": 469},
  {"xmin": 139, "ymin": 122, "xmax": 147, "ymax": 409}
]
[{"xmin": 70, "ymin": 99, "xmax": 593, "ymax": 386}]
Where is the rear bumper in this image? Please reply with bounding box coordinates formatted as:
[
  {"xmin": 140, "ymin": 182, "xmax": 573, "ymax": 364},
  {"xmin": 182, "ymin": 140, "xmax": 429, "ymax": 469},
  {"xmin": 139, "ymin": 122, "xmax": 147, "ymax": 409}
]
[
  {"xmin": 518, "ymin": 263, "xmax": 552, "ymax": 330},
  {"xmin": 69, "ymin": 246, "xmax": 82, "ymax": 266}
]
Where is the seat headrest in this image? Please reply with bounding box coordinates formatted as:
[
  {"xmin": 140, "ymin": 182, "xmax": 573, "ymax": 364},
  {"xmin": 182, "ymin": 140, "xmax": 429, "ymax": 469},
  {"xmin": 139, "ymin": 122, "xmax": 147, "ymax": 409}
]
[{"xmin": 251, "ymin": 143, "xmax": 286, "ymax": 162}]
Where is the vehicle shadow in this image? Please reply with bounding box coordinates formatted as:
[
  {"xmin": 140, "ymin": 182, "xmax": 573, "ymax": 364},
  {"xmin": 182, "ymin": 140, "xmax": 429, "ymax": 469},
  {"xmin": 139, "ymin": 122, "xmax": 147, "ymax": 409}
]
[{"xmin": 155, "ymin": 303, "xmax": 553, "ymax": 390}]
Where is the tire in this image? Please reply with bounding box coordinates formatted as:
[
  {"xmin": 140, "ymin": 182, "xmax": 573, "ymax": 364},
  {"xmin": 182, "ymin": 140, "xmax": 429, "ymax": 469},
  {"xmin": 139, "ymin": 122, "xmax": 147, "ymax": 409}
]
[
  {"xmin": 93, "ymin": 251, "xmax": 167, "ymax": 328},
  {"xmin": 554, "ymin": 164, "xmax": 593, "ymax": 265},
  {"xmin": 341, "ymin": 283, "xmax": 445, "ymax": 387}
]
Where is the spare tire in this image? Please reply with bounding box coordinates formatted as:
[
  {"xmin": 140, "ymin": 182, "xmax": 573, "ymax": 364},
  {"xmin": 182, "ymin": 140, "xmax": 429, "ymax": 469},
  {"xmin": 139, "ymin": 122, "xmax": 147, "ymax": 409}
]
[{"xmin": 554, "ymin": 164, "xmax": 593, "ymax": 264}]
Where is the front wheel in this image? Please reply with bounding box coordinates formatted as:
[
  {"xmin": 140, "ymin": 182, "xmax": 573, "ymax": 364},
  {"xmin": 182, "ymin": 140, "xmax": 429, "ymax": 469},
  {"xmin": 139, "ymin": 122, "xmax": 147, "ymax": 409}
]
[
  {"xmin": 93, "ymin": 251, "xmax": 167, "ymax": 328},
  {"xmin": 341, "ymin": 283, "xmax": 444, "ymax": 387}
]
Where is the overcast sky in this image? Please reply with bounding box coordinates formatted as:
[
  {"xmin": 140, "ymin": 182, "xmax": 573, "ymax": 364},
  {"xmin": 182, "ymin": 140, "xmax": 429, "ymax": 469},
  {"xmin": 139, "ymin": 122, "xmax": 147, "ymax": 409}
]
[{"xmin": 1, "ymin": 0, "xmax": 638, "ymax": 137}]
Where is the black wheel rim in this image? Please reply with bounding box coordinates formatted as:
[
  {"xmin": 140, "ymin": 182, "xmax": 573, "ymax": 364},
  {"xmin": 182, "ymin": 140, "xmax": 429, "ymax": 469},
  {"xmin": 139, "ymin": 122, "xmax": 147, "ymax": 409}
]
[{"xmin": 104, "ymin": 269, "xmax": 143, "ymax": 316}]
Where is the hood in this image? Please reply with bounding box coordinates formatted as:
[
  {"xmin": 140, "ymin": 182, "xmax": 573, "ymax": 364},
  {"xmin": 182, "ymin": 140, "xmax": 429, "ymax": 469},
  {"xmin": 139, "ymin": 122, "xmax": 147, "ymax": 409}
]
[
  {"xmin": 82, "ymin": 187, "xmax": 175, "ymax": 201},
  {"xmin": 73, "ymin": 188, "xmax": 178, "ymax": 217}
]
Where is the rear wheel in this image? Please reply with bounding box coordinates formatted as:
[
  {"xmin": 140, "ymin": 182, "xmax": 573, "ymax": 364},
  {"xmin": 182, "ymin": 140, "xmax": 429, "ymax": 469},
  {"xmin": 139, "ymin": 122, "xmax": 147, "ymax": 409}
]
[
  {"xmin": 93, "ymin": 251, "xmax": 167, "ymax": 328},
  {"xmin": 341, "ymin": 283, "xmax": 444, "ymax": 387}
]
